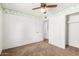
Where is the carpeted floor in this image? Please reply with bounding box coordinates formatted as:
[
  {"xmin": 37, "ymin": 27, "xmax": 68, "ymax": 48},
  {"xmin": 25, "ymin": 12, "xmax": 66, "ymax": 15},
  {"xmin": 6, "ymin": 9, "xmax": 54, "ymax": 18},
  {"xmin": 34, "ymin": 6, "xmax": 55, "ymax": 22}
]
[{"xmin": 1, "ymin": 40, "xmax": 79, "ymax": 56}]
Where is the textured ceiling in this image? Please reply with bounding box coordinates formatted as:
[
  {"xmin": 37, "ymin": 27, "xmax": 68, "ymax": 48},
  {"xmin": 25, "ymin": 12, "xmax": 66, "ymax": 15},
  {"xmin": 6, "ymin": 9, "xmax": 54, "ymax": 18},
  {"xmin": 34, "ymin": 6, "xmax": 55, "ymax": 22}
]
[
  {"xmin": 47, "ymin": 3, "xmax": 79, "ymax": 15},
  {"xmin": 2, "ymin": 3, "xmax": 79, "ymax": 16},
  {"xmin": 2, "ymin": 3, "xmax": 42, "ymax": 16}
]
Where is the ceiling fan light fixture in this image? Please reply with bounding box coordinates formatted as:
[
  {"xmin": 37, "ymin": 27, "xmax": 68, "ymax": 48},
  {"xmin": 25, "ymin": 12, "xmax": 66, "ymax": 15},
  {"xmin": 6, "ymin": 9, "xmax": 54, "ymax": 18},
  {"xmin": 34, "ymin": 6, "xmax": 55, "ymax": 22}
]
[{"xmin": 40, "ymin": 8, "xmax": 47, "ymax": 13}]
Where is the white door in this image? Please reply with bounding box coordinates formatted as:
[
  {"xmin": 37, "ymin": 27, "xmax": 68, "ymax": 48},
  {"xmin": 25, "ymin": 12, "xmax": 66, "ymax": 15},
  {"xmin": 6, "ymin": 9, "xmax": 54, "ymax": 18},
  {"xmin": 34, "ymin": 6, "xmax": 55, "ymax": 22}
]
[
  {"xmin": 68, "ymin": 13, "xmax": 79, "ymax": 48},
  {"xmin": 43, "ymin": 20, "xmax": 48, "ymax": 39}
]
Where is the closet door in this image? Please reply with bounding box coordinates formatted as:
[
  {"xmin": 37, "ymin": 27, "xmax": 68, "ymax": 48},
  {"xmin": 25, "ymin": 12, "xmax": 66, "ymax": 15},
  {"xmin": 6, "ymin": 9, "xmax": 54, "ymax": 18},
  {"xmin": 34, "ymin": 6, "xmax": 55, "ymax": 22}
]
[{"xmin": 68, "ymin": 13, "xmax": 79, "ymax": 48}]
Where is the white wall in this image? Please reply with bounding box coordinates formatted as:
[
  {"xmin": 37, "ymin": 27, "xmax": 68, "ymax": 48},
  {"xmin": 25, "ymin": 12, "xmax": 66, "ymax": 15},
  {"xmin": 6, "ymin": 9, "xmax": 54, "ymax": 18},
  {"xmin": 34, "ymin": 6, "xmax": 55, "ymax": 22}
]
[
  {"xmin": 0, "ymin": 4, "xmax": 2, "ymax": 54},
  {"xmin": 3, "ymin": 12, "xmax": 43, "ymax": 49},
  {"xmin": 49, "ymin": 5, "xmax": 79, "ymax": 49}
]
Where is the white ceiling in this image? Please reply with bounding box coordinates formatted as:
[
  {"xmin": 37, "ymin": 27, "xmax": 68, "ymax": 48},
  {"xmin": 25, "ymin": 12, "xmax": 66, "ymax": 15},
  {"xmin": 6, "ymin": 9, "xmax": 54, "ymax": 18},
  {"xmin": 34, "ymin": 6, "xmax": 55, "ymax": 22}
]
[
  {"xmin": 2, "ymin": 3, "xmax": 40, "ymax": 12},
  {"xmin": 2, "ymin": 3, "xmax": 42, "ymax": 16},
  {"xmin": 47, "ymin": 3, "xmax": 79, "ymax": 14},
  {"xmin": 2, "ymin": 3, "xmax": 79, "ymax": 16}
]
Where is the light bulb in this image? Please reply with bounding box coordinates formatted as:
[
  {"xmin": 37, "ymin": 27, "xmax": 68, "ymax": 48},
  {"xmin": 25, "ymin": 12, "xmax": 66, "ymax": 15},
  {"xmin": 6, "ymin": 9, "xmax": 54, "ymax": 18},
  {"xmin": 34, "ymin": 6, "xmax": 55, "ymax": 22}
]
[{"xmin": 41, "ymin": 8, "xmax": 47, "ymax": 13}]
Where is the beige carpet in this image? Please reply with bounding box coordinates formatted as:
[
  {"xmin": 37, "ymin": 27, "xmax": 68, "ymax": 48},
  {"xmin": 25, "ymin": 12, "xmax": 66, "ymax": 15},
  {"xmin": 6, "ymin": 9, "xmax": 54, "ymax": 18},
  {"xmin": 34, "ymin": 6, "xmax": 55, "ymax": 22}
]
[{"xmin": 1, "ymin": 40, "xmax": 79, "ymax": 56}]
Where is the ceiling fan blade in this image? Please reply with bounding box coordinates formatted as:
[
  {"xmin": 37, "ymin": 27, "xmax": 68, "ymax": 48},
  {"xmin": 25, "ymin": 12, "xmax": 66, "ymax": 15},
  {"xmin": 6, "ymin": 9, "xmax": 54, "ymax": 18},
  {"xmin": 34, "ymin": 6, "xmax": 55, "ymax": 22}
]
[
  {"xmin": 46, "ymin": 4, "xmax": 57, "ymax": 8},
  {"xmin": 32, "ymin": 7, "xmax": 41, "ymax": 10}
]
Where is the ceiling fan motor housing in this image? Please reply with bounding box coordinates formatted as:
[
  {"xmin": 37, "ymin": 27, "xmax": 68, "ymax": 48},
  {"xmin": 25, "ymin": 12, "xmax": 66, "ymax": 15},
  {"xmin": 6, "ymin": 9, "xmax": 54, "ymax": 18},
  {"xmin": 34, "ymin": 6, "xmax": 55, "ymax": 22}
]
[{"xmin": 41, "ymin": 3, "xmax": 46, "ymax": 8}]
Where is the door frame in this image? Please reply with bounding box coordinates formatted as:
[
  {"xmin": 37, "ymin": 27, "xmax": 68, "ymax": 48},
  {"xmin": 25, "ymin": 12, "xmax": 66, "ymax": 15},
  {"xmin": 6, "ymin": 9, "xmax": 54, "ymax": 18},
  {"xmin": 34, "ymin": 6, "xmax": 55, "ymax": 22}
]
[{"xmin": 65, "ymin": 15, "xmax": 69, "ymax": 47}]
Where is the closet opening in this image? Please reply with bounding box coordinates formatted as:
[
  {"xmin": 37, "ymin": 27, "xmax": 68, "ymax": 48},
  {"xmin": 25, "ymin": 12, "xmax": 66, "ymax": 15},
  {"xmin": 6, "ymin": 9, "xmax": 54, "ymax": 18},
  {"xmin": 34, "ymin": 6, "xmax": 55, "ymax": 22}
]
[{"xmin": 66, "ymin": 12, "xmax": 79, "ymax": 48}]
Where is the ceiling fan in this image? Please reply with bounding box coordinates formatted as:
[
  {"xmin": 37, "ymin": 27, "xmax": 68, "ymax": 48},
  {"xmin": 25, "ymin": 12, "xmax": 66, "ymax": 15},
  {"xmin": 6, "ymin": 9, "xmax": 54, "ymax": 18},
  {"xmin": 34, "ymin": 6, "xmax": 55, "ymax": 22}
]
[{"xmin": 32, "ymin": 3, "xmax": 57, "ymax": 10}]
